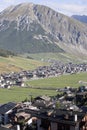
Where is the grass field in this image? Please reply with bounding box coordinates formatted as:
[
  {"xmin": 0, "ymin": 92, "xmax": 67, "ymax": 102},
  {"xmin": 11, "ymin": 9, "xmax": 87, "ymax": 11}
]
[
  {"xmin": 0, "ymin": 72, "xmax": 87, "ymax": 103},
  {"xmin": 0, "ymin": 56, "xmax": 48, "ymax": 73},
  {"xmin": 27, "ymin": 72, "xmax": 87, "ymax": 88},
  {"xmin": 0, "ymin": 87, "xmax": 57, "ymax": 104}
]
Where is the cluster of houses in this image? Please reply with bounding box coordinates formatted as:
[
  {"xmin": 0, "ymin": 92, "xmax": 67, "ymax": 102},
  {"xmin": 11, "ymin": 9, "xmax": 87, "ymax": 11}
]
[
  {"xmin": 0, "ymin": 86, "xmax": 87, "ymax": 130},
  {"xmin": 0, "ymin": 62, "xmax": 87, "ymax": 88},
  {"xmin": 0, "ymin": 62, "xmax": 87, "ymax": 129}
]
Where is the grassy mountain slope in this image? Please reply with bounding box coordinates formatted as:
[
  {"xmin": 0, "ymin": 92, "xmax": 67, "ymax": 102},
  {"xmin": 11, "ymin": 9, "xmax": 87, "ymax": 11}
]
[
  {"xmin": 25, "ymin": 52, "xmax": 87, "ymax": 63},
  {"xmin": 0, "ymin": 21, "xmax": 63, "ymax": 53},
  {"xmin": 0, "ymin": 51, "xmax": 87, "ymax": 74},
  {"xmin": 0, "ymin": 56, "xmax": 48, "ymax": 73}
]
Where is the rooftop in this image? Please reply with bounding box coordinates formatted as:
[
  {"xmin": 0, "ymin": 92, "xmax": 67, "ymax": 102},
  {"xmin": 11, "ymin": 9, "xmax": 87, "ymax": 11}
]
[{"xmin": 0, "ymin": 102, "xmax": 17, "ymax": 114}]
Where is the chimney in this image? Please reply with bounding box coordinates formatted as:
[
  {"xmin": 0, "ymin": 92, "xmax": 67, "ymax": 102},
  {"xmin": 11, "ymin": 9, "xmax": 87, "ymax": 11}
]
[
  {"xmin": 74, "ymin": 114, "xmax": 77, "ymax": 122},
  {"xmin": 17, "ymin": 125, "xmax": 20, "ymax": 130}
]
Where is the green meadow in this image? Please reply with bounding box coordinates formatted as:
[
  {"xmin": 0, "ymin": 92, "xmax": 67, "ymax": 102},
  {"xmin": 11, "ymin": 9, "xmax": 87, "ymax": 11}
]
[
  {"xmin": 0, "ymin": 87, "xmax": 56, "ymax": 104},
  {"xmin": 0, "ymin": 72, "xmax": 87, "ymax": 103},
  {"xmin": 27, "ymin": 72, "xmax": 87, "ymax": 88}
]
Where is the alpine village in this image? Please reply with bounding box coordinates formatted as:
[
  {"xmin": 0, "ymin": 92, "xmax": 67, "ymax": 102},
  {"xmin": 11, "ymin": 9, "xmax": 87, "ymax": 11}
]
[{"xmin": 0, "ymin": 2, "xmax": 87, "ymax": 130}]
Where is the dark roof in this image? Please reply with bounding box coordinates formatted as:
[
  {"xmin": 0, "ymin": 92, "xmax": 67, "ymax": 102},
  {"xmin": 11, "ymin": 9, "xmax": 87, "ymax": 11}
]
[
  {"xmin": 0, "ymin": 102, "xmax": 16, "ymax": 114},
  {"xmin": 81, "ymin": 106, "xmax": 87, "ymax": 112},
  {"xmin": 50, "ymin": 109, "xmax": 85, "ymax": 125},
  {"xmin": 25, "ymin": 108, "xmax": 85, "ymax": 126}
]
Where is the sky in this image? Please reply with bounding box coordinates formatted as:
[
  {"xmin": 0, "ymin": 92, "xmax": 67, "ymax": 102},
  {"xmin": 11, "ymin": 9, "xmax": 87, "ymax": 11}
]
[{"xmin": 0, "ymin": 0, "xmax": 87, "ymax": 16}]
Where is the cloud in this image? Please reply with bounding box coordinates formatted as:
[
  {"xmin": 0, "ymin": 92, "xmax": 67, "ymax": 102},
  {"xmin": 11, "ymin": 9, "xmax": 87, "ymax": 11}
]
[
  {"xmin": 1, "ymin": 0, "xmax": 15, "ymax": 4},
  {"xmin": 0, "ymin": 0, "xmax": 15, "ymax": 11},
  {"xmin": 0, "ymin": 0, "xmax": 87, "ymax": 16},
  {"xmin": 58, "ymin": 4, "xmax": 87, "ymax": 15},
  {"xmin": 41, "ymin": 1, "xmax": 87, "ymax": 16}
]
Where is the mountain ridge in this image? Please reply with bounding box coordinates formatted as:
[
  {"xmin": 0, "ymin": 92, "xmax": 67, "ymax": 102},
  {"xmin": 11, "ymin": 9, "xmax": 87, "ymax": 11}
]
[
  {"xmin": 0, "ymin": 3, "xmax": 87, "ymax": 55},
  {"xmin": 72, "ymin": 15, "xmax": 87, "ymax": 24}
]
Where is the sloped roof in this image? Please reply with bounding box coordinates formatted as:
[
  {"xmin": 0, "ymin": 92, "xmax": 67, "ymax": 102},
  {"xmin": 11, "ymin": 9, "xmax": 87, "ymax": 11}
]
[
  {"xmin": 34, "ymin": 95, "xmax": 51, "ymax": 101},
  {"xmin": 25, "ymin": 108, "xmax": 85, "ymax": 126},
  {"xmin": 0, "ymin": 102, "xmax": 16, "ymax": 114}
]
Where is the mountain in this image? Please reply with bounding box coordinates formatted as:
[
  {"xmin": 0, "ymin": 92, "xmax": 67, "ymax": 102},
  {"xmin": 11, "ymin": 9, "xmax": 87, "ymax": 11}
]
[
  {"xmin": 0, "ymin": 3, "xmax": 87, "ymax": 55},
  {"xmin": 72, "ymin": 15, "xmax": 87, "ymax": 24}
]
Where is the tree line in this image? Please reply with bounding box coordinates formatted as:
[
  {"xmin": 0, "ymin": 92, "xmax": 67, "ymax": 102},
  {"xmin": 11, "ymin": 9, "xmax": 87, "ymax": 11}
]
[{"xmin": 0, "ymin": 49, "xmax": 16, "ymax": 57}]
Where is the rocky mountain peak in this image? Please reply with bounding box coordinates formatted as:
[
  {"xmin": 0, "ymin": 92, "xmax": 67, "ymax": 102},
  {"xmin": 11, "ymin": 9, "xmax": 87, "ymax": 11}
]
[
  {"xmin": 0, "ymin": 3, "xmax": 87, "ymax": 55},
  {"xmin": 0, "ymin": 3, "xmax": 35, "ymax": 20}
]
